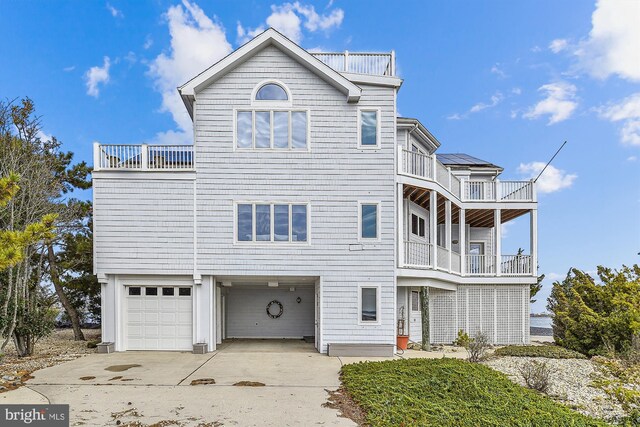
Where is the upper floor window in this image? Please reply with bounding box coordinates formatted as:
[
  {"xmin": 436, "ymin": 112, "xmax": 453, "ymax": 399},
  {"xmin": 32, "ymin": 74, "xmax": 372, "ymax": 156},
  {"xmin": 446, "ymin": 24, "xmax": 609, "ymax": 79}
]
[
  {"xmin": 359, "ymin": 201, "xmax": 380, "ymax": 240},
  {"xmin": 236, "ymin": 202, "xmax": 309, "ymax": 243},
  {"xmin": 255, "ymin": 83, "xmax": 288, "ymax": 101},
  {"xmin": 358, "ymin": 108, "xmax": 380, "ymax": 148},
  {"xmin": 236, "ymin": 110, "xmax": 308, "ymax": 150}
]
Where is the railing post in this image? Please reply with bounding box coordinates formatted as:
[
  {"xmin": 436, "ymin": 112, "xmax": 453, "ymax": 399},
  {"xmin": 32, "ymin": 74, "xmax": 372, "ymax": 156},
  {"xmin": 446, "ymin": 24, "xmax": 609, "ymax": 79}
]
[
  {"xmin": 447, "ymin": 167, "xmax": 452, "ymax": 192},
  {"xmin": 460, "ymin": 208, "xmax": 466, "ymax": 276},
  {"xmin": 460, "ymin": 178, "xmax": 466, "ymax": 201},
  {"xmin": 93, "ymin": 141, "xmax": 101, "ymax": 171},
  {"xmin": 430, "ymin": 190, "xmax": 437, "ymax": 268},
  {"xmin": 344, "ymin": 50, "xmax": 349, "ymax": 73},
  {"xmin": 495, "ymin": 179, "xmax": 501, "ymax": 201},
  {"xmin": 397, "ymin": 145, "xmax": 403, "ymax": 176},
  {"xmin": 390, "ymin": 50, "xmax": 395, "ymax": 76},
  {"xmin": 531, "ymin": 209, "xmax": 538, "ymax": 276},
  {"xmin": 141, "ymin": 144, "xmax": 149, "ymax": 170},
  {"xmin": 431, "ymin": 155, "xmax": 437, "ymax": 181},
  {"xmin": 495, "ymin": 209, "xmax": 501, "ymax": 276},
  {"xmin": 531, "ymin": 180, "xmax": 537, "ymax": 202},
  {"xmin": 445, "ymin": 200, "xmax": 452, "ymax": 273}
]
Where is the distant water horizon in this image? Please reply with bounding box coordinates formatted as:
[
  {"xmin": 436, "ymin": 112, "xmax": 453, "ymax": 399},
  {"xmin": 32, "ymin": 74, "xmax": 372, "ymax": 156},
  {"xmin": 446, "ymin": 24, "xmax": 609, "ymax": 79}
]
[{"xmin": 530, "ymin": 315, "xmax": 552, "ymax": 329}]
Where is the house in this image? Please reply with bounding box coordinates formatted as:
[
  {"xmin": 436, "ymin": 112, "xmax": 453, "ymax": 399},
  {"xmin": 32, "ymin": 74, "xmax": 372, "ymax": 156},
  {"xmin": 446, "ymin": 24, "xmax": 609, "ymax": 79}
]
[{"xmin": 93, "ymin": 28, "xmax": 537, "ymax": 356}]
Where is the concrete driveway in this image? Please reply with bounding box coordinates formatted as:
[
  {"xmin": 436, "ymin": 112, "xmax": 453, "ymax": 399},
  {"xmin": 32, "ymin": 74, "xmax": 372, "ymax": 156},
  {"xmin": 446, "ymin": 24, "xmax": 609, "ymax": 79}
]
[{"xmin": 1, "ymin": 340, "xmax": 355, "ymax": 427}]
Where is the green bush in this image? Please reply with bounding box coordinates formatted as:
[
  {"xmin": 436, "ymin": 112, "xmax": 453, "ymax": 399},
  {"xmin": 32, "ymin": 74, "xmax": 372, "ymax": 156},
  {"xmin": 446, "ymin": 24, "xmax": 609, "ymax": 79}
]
[
  {"xmin": 341, "ymin": 358, "xmax": 607, "ymax": 427},
  {"xmin": 495, "ymin": 345, "xmax": 587, "ymax": 359},
  {"xmin": 548, "ymin": 266, "xmax": 640, "ymax": 356}
]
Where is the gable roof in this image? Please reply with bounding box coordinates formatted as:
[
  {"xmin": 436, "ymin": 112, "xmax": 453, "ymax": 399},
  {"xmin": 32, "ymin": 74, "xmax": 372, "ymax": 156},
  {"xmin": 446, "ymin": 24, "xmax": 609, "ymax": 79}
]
[{"xmin": 178, "ymin": 28, "xmax": 362, "ymax": 117}]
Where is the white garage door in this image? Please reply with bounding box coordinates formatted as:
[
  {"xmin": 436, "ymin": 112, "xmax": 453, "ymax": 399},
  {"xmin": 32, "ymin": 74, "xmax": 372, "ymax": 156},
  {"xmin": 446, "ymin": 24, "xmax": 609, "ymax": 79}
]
[
  {"xmin": 126, "ymin": 286, "xmax": 192, "ymax": 351},
  {"xmin": 226, "ymin": 286, "xmax": 315, "ymax": 339}
]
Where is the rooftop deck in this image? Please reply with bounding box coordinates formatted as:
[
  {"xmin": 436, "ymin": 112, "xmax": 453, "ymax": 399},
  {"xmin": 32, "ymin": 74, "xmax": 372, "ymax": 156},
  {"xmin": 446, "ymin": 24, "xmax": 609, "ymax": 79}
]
[{"xmin": 311, "ymin": 51, "xmax": 395, "ymax": 77}]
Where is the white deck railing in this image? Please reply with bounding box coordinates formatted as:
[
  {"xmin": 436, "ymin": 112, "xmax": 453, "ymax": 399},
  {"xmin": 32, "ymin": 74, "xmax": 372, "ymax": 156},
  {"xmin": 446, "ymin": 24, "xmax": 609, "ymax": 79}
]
[
  {"xmin": 404, "ymin": 241, "xmax": 431, "ymax": 268},
  {"xmin": 94, "ymin": 143, "xmax": 194, "ymax": 171},
  {"xmin": 311, "ymin": 51, "xmax": 395, "ymax": 76},
  {"xmin": 466, "ymin": 255, "xmax": 495, "ymax": 276},
  {"xmin": 399, "ymin": 147, "xmax": 535, "ymax": 202},
  {"xmin": 436, "ymin": 245, "xmax": 449, "ymax": 270},
  {"xmin": 500, "ymin": 254, "xmax": 532, "ymax": 276}
]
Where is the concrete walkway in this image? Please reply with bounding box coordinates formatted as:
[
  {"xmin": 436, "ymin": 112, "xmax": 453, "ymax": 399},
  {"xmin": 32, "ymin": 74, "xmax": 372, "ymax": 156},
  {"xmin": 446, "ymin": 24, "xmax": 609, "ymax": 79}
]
[{"xmin": 5, "ymin": 340, "xmax": 354, "ymax": 427}]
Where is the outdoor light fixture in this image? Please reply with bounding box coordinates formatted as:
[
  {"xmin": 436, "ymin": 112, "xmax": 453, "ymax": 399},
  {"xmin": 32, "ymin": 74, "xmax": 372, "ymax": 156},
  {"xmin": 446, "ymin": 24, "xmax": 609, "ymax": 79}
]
[{"xmin": 268, "ymin": 281, "xmax": 278, "ymax": 287}]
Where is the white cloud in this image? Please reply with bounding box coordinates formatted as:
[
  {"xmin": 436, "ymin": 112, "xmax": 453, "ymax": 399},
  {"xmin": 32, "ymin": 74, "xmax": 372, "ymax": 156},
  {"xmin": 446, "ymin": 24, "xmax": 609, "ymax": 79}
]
[
  {"xmin": 549, "ymin": 38, "xmax": 568, "ymax": 53},
  {"xmin": 143, "ymin": 35, "xmax": 153, "ymax": 50},
  {"xmin": 518, "ymin": 162, "xmax": 577, "ymax": 194},
  {"xmin": 446, "ymin": 113, "xmax": 463, "ymax": 121},
  {"xmin": 84, "ymin": 56, "xmax": 111, "ymax": 97},
  {"xmin": 148, "ymin": 0, "xmax": 232, "ymax": 139},
  {"xmin": 598, "ymin": 92, "xmax": 640, "ymax": 146},
  {"xmin": 511, "ymin": 87, "xmax": 522, "ymax": 95},
  {"xmin": 523, "ymin": 82, "xmax": 577, "ymax": 124},
  {"xmin": 237, "ymin": 2, "xmax": 344, "ymax": 45},
  {"xmin": 575, "ymin": 0, "xmax": 640, "ymax": 82},
  {"xmin": 106, "ymin": 3, "xmax": 123, "ymax": 18},
  {"xmin": 470, "ymin": 92, "xmax": 504, "ymax": 113},
  {"xmin": 63, "ymin": 65, "xmax": 75, "ymax": 72},
  {"xmin": 490, "ymin": 64, "xmax": 507, "ymax": 78},
  {"xmin": 627, "ymin": 156, "xmax": 637, "ymax": 162}
]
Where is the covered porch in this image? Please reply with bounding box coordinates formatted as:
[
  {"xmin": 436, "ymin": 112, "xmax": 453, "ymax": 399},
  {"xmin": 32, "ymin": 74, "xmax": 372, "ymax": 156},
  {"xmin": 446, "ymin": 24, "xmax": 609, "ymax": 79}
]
[{"xmin": 398, "ymin": 184, "xmax": 538, "ymax": 277}]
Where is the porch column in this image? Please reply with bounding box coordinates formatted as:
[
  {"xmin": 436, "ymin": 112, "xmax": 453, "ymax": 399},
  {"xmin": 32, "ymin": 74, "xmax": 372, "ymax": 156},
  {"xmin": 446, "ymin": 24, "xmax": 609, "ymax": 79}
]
[
  {"xmin": 495, "ymin": 209, "xmax": 501, "ymax": 276},
  {"xmin": 530, "ymin": 209, "xmax": 538, "ymax": 276},
  {"xmin": 429, "ymin": 190, "xmax": 437, "ymax": 268},
  {"xmin": 445, "ymin": 200, "xmax": 452, "ymax": 273},
  {"xmin": 397, "ymin": 183, "xmax": 405, "ymax": 267},
  {"xmin": 460, "ymin": 208, "xmax": 466, "ymax": 276}
]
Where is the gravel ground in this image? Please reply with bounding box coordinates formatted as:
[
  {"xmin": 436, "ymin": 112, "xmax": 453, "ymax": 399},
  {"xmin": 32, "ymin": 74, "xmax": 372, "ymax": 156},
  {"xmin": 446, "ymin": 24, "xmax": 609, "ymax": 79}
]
[
  {"xmin": 485, "ymin": 356, "xmax": 627, "ymax": 422},
  {"xmin": 0, "ymin": 328, "xmax": 100, "ymax": 392}
]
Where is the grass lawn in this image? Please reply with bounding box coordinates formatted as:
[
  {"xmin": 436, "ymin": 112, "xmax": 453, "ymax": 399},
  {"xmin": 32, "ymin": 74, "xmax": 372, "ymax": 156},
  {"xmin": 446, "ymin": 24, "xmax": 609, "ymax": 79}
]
[{"xmin": 340, "ymin": 358, "xmax": 609, "ymax": 427}]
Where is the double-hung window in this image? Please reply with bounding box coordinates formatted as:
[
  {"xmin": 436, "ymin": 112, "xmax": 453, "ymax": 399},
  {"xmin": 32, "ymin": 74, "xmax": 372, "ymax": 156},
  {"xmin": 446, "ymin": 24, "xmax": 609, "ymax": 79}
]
[
  {"xmin": 236, "ymin": 203, "xmax": 308, "ymax": 243},
  {"xmin": 236, "ymin": 110, "xmax": 308, "ymax": 150}
]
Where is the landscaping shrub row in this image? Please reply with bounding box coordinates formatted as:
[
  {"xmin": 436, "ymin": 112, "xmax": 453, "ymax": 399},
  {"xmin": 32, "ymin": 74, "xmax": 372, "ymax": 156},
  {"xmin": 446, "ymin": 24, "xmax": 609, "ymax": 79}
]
[{"xmin": 340, "ymin": 358, "xmax": 607, "ymax": 427}]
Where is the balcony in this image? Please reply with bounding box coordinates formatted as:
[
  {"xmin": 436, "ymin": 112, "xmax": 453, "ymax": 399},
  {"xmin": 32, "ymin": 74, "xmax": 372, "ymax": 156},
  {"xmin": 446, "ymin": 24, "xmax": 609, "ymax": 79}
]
[
  {"xmin": 93, "ymin": 143, "xmax": 194, "ymax": 171},
  {"xmin": 403, "ymin": 242, "xmax": 533, "ymax": 277},
  {"xmin": 399, "ymin": 148, "xmax": 535, "ymax": 203},
  {"xmin": 311, "ymin": 52, "xmax": 395, "ymax": 77}
]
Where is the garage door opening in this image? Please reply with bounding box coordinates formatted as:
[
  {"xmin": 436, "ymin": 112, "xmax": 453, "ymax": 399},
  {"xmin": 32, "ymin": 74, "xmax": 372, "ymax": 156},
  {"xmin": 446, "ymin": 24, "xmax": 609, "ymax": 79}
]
[
  {"xmin": 224, "ymin": 285, "xmax": 315, "ymax": 340},
  {"xmin": 125, "ymin": 286, "xmax": 193, "ymax": 351}
]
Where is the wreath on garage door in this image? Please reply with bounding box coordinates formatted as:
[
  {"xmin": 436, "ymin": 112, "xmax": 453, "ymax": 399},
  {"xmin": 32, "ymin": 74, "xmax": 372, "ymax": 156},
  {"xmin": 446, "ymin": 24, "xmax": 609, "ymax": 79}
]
[{"xmin": 266, "ymin": 300, "xmax": 284, "ymax": 319}]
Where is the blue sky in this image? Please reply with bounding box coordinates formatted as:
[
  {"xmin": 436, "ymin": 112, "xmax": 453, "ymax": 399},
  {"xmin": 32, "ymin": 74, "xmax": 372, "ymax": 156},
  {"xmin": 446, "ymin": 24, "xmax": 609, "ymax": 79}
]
[{"xmin": 1, "ymin": 1, "xmax": 638, "ymax": 312}]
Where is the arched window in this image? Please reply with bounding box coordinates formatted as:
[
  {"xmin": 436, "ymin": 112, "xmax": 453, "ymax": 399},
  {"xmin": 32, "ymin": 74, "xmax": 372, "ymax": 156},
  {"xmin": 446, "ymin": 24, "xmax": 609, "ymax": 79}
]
[{"xmin": 255, "ymin": 83, "xmax": 288, "ymax": 101}]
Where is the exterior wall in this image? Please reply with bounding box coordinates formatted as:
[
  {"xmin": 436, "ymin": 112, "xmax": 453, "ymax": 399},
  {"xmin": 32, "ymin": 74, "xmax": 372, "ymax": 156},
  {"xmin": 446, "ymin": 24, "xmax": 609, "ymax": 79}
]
[
  {"xmin": 225, "ymin": 286, "xmax": 315, "ymax": 338},
  {"xmin": 194, "ymin": 45, "xmax": 397, "ymax": 351},
  {"xmin": 430, "ymin": 284, "xmax": 529, "ymax": 345},
  {"xmin": 93, "ymin": 178, "xmax": 195, "ymax": 275}
]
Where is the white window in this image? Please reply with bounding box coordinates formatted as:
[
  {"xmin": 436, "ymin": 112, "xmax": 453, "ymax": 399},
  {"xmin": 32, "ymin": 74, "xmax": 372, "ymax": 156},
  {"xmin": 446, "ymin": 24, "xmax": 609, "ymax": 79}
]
[
  {"xmin": 255, "ymin": 83, "xmax": 288, "ymax": 101},
  {"xmin": 358, "ymin": 108, "xmax": 380, "ymax": 148},
  {"xmin": 359, "ymin": 201, "xmax": 380, "ymax": 240},
  {"xmin": 358, "ymin": 285, "xmax": 380, "ymax": 324},
  {"xmin": 235, "ymin": 110, "xmax": 309, "ymax": 150},
  {"xmin": 236, "ymin": 203, "xmax": 308, "ymax": 243}
]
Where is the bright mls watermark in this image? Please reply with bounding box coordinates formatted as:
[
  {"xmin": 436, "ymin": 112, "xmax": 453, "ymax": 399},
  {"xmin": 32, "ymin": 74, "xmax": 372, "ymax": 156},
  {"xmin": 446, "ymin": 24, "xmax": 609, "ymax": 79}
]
[{"xmin": 2, "ymin": 405, "xmax": 69, "ymax": 426}]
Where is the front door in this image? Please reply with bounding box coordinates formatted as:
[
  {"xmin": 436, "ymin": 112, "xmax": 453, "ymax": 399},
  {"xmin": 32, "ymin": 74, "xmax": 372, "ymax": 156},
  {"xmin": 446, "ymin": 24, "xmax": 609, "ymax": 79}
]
[{"xmin": 408, "ymin": 288, "xmax": 422, "ymax": 343}]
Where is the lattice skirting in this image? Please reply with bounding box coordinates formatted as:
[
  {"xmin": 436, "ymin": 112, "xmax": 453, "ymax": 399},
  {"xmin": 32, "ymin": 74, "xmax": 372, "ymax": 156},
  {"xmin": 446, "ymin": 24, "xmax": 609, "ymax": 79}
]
[{"xmin": 429, "ymin": 285, "xmax": 529, "ymax": 345}]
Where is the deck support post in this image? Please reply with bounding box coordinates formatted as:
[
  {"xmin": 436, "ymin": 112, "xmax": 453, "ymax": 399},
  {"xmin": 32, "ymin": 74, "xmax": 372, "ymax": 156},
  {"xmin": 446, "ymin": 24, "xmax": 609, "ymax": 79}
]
[{"xmin": 495, "ymin": 209, "xmax": 501, "ymax": 276}]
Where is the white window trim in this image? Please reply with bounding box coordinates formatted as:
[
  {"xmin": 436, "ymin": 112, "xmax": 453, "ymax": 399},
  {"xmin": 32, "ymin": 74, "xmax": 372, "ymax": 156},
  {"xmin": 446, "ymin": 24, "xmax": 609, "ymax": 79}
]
[
  {"xmin": 358, "ymin": 284, "xmax": 381, "ymax": 326},
  {"xmin": 357, "ymin": 107, "xmax": 381, "ymax": 149},
  {"xmin": 358, "ymin": 200, "xmax": 381, "ymax": 241},
  {"xmin": 233, "ymin": 108, "xmax": 310, "ymax": 151},
  {"xmin": 251, "ymin": 79, "xmax": 293, "ymax": 107},
  {"xmin": 233, "ymin": 201, "xmax": 311, "ymax": 245}
]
